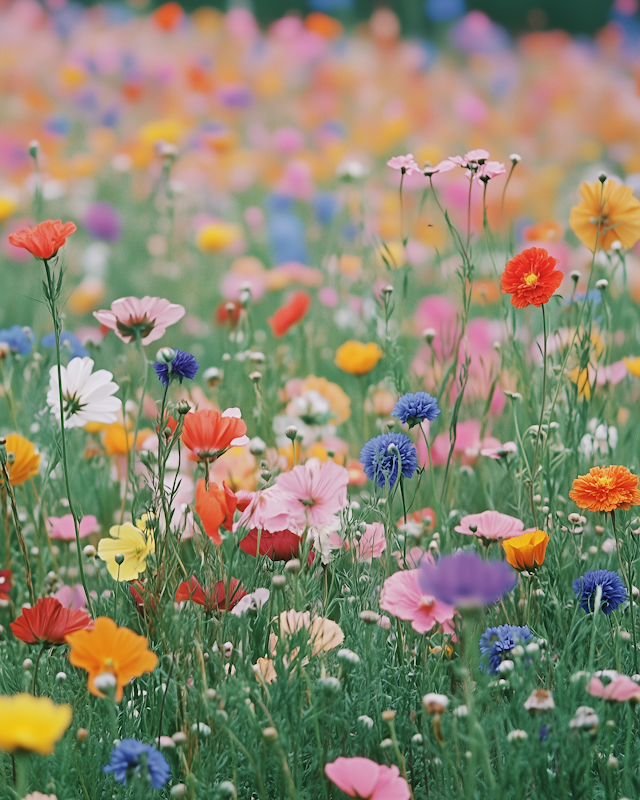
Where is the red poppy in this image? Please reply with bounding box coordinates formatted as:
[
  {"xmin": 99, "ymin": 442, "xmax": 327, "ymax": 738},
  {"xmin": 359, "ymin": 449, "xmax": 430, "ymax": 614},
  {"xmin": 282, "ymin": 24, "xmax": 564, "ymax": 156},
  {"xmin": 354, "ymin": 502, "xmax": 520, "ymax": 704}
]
[
  {"xmin": 10, "ymin": 597, "xmax": 93, "ymax": 645},
  {"xmin": 216, "ymin": 300, "xmax": 243, "ymax": 327},
  {"xmin": 0, "ymin": 569, "xmax": 12, "ymax": 601},
  {"xmin": 8, "ymin": 220, "xmax": 77, "ymax": 260},
  {"xmin": 194, "ymin": 478, "xmax": 237, "ymax": 544},
  {"xmin": 182, "ymin": 409, "xmax": 247, "ymax": 461},
  {"xmin": 175, "ymin": 576, "xmax": 247, "ymax": 613},
  {"xmin": 268, "ymin": 291, "xmax": 311, "ymax": 337},
  {"xmin": 500, "ymin": 247, "xmax": 563, "ymax": 309},
  {"xmin": 239, "ymin": 528, "xmax": 314, "ymax": 565},
  {"xmin": 130, "ymin": 581, "xmax": 157, "ymax": 616},
  {"xmin": 152, "ymin": 1, "xmax": 184, "ymax": 31}
]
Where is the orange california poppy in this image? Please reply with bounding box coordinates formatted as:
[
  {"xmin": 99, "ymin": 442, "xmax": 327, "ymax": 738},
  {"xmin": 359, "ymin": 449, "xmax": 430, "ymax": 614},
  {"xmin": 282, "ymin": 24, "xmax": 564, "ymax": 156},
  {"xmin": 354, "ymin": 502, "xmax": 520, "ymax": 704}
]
[
  {"xmin": 501, "ymin": 530, "xmax": 549, "ymax": 571},
  {"xmin": 10, "ymin": 597, "xmax": 93, "ymax": 645},
  {"xmin": 569, "ymin": 465, "xmax": 640, "ymax": 513},
  {"xmin": 8, "ymin": 220, "xmax": 76, "ymax": 260},
  {"xmin": 500, "ymin": 247, "xmax": 563, "ymax": 309},
  {"xmin": 194, "ymin": 478, "xmax": 237, "ymax": 544},
  {"xmin": 268, "ymin": 291, "xmax": 311, "ymax": 337},
  {"xmin": 2, "ymin": 433, "xmax": 40, "ymax": 486},
  {"xmin": 181, "ymin": 409, "xmax": 247, "ymax": 461},
  {"xmin": 152, "ymin": 1, "xmax": 184, "ymax": 31},
  {"xmin": 65, "ymin": 616, "xmax": 158, "ymax": 701}
]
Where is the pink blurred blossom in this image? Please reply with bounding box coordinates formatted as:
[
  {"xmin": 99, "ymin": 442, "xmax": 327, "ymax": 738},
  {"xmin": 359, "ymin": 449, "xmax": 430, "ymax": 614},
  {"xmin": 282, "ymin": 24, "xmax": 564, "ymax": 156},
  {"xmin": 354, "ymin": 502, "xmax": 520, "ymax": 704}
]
[
  {"xmin": 455, "ymin": 510, "xmax": 524, "ymax": 540},
  {"xmin": 386, "ymin": 154, "xmax": 420, "ymax": 175},
  {"xmin": 46, "ymin": 514, "xmax": 98, "ymax": 541},
  {"xmin": 588, "ymin": 674, "xmax": 640, "ymax": 702},
  {"xmin": 325, "ymin": 757, "xmax": 411, "ymax": 800},
  {"xmin": 276, "ymin": 458, "xmax": 349, "ymax": 527},
  {"xmin": 94, "ymin": 296, "xmax": 185, "ymax": 345},
  {"xmin": 596, "ymin": 360, "xmax": 628, "ymax": 387},
  {"xmin": 380, "ymin": 568, "xmax": 455, "ymax": 634},
  {"xmin": 54, "ymin": 583, "xmax": 90, "ymax": 610}
]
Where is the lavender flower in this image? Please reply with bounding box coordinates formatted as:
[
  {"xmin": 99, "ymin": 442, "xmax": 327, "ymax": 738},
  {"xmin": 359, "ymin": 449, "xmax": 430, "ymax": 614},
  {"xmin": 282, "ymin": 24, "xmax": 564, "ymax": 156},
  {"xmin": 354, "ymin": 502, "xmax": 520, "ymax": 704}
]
[
  {"xmin": 479, "ymin": 624, "xmax": 532, "ymax": 674},
  {"xmin": 392, "ymin": 391, "xmax": 441, "ymax": 428},
  {"xmin": 153, "ymin": 349, "xmax": 199, "ymax": 388},
  {"xmin": 103, "ymin": 739, "xmax": 170, "ymax": 789},
  {"xmin": 359, "ymin": 432, "xmax": 418, "ymax": 489},
  {"xmin": 417, "ymin": 551, "xmax": 517, "ymax": 608}
]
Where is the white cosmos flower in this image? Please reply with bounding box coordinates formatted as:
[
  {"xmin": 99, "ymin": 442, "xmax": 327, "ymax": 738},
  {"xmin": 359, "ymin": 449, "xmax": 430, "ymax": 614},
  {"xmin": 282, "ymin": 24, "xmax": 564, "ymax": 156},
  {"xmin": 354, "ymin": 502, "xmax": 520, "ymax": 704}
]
[{"xmin": 46, "ymin": 356, "xmax": 122, "ymax": 428}]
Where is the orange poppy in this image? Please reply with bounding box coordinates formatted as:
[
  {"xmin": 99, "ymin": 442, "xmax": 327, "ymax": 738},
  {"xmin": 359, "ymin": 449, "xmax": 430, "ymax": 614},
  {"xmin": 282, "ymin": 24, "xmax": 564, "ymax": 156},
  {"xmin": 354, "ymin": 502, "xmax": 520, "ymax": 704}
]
[
  {"xmin": 502, "ymin": 530, "xmax": 549, "ymax": 571},
  {"xmin": 194, "ymin": 478, "xmax": 237, "ymax": 544},
  {"xmin": 152, "ymin": 1, "xmax": 184, "ymax": 31},
  {"xmin": 268, "ymin": 291, "xmax": 311, "ymax": 337},
  {"xmin": 2, "ymin": 434, "xmax": 40, "ymax": 486},
  {"xmin": 569, "ymin": 465, "xmax": 640, "ymax": 513},
  {"xmin": 66, "ymin": 616, "xmax": 158, "ymax": 701},
  {"xmin": 8, "ymin": 220, "xmax": 76, "ymax": 260},
  {"xmin": 500, "ymin": 247, "xmax": 563, "ymax": 309},
  {"xmin": 175, "ymin": 576, "xmax": 246, "ymax": 612},
  {"xmin": 181, "ymin": 409, "xmax": 247, "ymax": 461}
]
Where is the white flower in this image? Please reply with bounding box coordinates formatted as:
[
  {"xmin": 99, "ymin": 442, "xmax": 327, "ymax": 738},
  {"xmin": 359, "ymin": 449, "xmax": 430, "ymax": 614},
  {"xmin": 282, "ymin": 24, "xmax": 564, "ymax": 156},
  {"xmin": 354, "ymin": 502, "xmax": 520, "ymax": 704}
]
[
  {"xmin": 46, "ymin": 357, "xmax": 121, "ymax": 428},
  {"xmin": 230, "ymin": 588, "xmax": 270, "ymax": 617},
  {"xmin": 579, "ymin": 420, "xmax": 618, "ymax": 457}
]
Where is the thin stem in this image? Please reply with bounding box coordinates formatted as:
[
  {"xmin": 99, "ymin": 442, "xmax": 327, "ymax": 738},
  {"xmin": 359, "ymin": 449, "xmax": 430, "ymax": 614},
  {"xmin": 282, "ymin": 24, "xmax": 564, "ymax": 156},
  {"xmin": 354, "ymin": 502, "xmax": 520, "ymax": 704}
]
[
  {"xmin": 611, "ymin": 511, "xmax": 638, "ymax": 673},
  {"xmin": 129, "ymin": 334, "xmax": 149, "ymax": 489},
  {"xmin": 32, "ymin": 642, "xmax": 46, "ymax": 696},
  {"xmin": 43, "ymin": 259, "xmax": 94, "ymax": 617},
  {"xmin": 1, "ymin": 460, "xmax": 35, "ymax": 606},
  {"xmin": 530, "ymin": 304, "xmax": 548, "ymax": 528}
]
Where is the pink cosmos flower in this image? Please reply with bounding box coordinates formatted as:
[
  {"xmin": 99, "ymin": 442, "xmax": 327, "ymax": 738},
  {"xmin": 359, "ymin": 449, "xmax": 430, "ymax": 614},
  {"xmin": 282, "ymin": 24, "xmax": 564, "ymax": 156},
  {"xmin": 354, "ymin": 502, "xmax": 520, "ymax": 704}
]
[
  {"xmin": 463, "ymin": 148, "xmax": 490, "ymax": 163},
  {"xmin": 353, "ymin": 522, "xmax": 386, "ymax": 561},
  {"xmin": 596, "ymin": 360, "xmax": 628, "ymax": 387},
  {"xmin": 455, "ymin": 510, "xmax": 524, "ymax": 541},
  {"xmin": 54, "ymin": 584, "xmax": 89, "ymax": 610},
  {"xmin": 386, "ymin": 154, "xmax": 421, "ymax": 175},
  {"xmin": 394, "ymin": 546, "xmax": 425, "ymax": 570},
  {"xmin": 424, "ymin": 159, "xmax": 458, "ymax": 176},
  {"xmin": 276, "ymin": 458, "xmax": 349, "ymax": 528},
  {"xmin": 588, "ymin": 674, "xmax": 640, "ymax": 702},
  {"xmin": 477, "ymin": 161, "xmax": 506, "ymax": 181},
  {"xmin": 236, "ymin": 486, "xmax": 297, "ymax": 533},
  {"xmin": 380, "ymin": 568, "xmax": 455, "ymax": 634},
  {"xmin": 46, "ymin": 514, "xmax": 99, "ymax": 541},
  {"xmin": 325, "ymin": 757, "xmax": 410, "ymax": 800},
  {"xmin": 93, "ymin": 296, "xmax": 185, "ymax": 345}
]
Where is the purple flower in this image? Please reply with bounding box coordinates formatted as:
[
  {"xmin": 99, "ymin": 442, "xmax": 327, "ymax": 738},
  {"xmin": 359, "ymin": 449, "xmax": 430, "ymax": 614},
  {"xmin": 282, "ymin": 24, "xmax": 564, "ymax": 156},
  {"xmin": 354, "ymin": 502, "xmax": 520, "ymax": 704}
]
[
  {"xmin": 83, "ymin": 202, "xmax": 122, "ymax": 242},
  {"xmin": 153, "ymin": 350, "xmax": 199, "ymax": 388},
  {"xmin": 417, "ymin": 551, "xmax": 517, "ymax": 608},
  {"xmin": 103, "ymin": 739, "xmax": 170, "ymax": 789}
]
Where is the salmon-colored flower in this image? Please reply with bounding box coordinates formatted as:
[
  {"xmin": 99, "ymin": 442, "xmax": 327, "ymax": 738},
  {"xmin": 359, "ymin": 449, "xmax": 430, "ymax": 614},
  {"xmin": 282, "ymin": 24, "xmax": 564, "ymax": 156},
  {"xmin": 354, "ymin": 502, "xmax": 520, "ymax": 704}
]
[
  {"xmin": 268, "ymin": 291, "xmax": 311, "ymax": 337},
  {"xmin": 194, "ymin": 478, "xmax": 237, "ymax": 544},
  {"xmin": 588, "ymin": 673, "xmax": 640, "ymax": 703},
  {"xmin": 2, "ymin": 433, "xmax": 40, "ymax": 486},
  {"xmin": 569, "ymin": 466, "xmax": 640, "ymax": 513},
  {"xmin": 66, "ymin": 616, "xmax": 158, "ymax": 701},
  {"xmin": 10, "ymin": 597, "xmax": 93, "ymax": 645},
  {"xmin": 152, "ymin": 1, "xmax": 184, "ymax": 30},
  {"xmin": 0, "ymin": 569, "xmax": 11, "ymax": 601},
  {"xmin": 500, "ymin": 247, "xmax": 562, "ymax": 309},
  {"xmin": 8, "ymin": 219, "xmax": 76, "ymax": 260},
  {"xmin": 570, "ymin": 178, "xmax": 640, "ymax": 251},
  {"xmin": 182, "ymin": 408, "xmax": 248, "ymax": 462},
  {"xmin": 501, "ymin": 530, "xmax": 549, "ymax": 571},
  {"xmin": 175, "ymin": 576, "xmax": 246, "ymax": 613}
]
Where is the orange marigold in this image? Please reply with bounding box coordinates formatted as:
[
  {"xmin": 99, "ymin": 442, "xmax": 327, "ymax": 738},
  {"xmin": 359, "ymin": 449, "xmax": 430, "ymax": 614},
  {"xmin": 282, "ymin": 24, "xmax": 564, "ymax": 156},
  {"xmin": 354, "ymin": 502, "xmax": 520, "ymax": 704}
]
[
  {"xmin": 569, "ymin": 465, "xmax": 640, "ymax": 513},
  {"xmin": 500, "ymin": 247, "xmax": 563, "ymax": 309}
]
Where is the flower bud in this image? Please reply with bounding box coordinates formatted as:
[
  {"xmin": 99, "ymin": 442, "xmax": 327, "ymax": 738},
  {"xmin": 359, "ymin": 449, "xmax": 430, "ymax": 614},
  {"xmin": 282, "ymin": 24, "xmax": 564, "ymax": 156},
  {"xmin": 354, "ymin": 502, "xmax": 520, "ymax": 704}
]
[
  {"xmin": 262, "ymin": 726, "xmax": 278, "ymax": 742},
  {"xmin": 156, "ymin": 347, "xmax": 176, "ymax": 364},
  {"xmin": 284, "ymin": 558, "xmax": 301, "ymax": 574},
  {"xmin": 176, "ymin": 400, "xmax": 190, "ymax": 415},
  {"xmin": 249, "ymin": 437, "xmax": 266, "ymax": 455},
  {"xmin": 422, "ymin": 693, "xmax": 449, "ymax": 715},
  {"xmin": 272, "ymin": 575, "xmax": 286, "ymax": 590},
  {"xmin": 204, "ymin": 367, "xmax": 223, "ymax": 386},
  {"xmin": 510, "ymin": 153, "xmax": 521, "ymax": 163},
  {"xmin": 77, "ymin": 727, "xmax": 88, "ymax": 742},
  {"xmin": 83, "ymin": 544, "xmax": 96, "ymax": 558},
  {"xmin": 285, "ymin": 425, "xmax": 298, "ymax": 441}
]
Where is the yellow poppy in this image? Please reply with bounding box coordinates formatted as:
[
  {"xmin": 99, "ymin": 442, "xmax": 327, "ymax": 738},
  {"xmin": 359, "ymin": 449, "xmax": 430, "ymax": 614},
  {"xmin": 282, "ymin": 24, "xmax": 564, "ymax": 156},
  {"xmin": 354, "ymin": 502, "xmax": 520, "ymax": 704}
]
[
  {"xmin": 569, "ymin": 179, "xmax": 640, "ymax": 251},
  {"xmin": 102, "ymin": 423, "xmax": 154, "ymax": 456},
  {"xmin": 97, "ymin": 515, "xmax": 155, "ymax": 581},
  {"xmin": 502, "ymin": 530, "xmax": 550, "ymax": 571},
  {"xmin": 2, "ymin": 434, "xmax": 40, "ymax": 486},
  {"xmin": 0, "ymin": 694, "xmax": 72, "ymax": 755},
  {"xmin": 335, "ymin": 341, "xmax": 383, "ymax": 375},
  {"xmin": 623, "ymin": 357, "xmax": 640, "ymax": 378},
  {"xmin": 196, "ymin": 222, "xmax": 242, "ymax": 253}
]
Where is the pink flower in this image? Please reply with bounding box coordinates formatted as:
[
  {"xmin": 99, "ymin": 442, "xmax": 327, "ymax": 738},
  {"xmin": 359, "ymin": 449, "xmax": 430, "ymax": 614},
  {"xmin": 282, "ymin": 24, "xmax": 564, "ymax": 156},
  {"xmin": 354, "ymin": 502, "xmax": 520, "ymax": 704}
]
[
  {"xmin": 477, "ymin": 161, "xmax": 506, "ymax": 181},
  {"xmin": 480, "ymin": 441, "xmax": 518, "ymax": 459},
  {"xmin": 380, "ymin": 569, "xmax": 455, "ymax": 634},
  {"xmin": 596, "ymin": 360, "xmax": 628, "ymax": 387},
  {"xmin": 353, "ymin": 522, "xmax": 386, "ymax": 561},
  {"xmin": 386, "ymin": 154, "xmax": 421, "ymax": 175},
  {"xmin": 455, "ymin": 510, "xmax": 524, "ymax": 541},
  {"xmin": 276, "ymin": 458, "xmax": 349, "ymax": 528},
  {"xmin": 464, "ymin": 148, "xmax": 490, "ymax": 163},
  {"xmin": 588, "ymin": 674, "xmax": 640, "ymax": 703},
  {"xmin": 325, "ymin": 757, "xmax": 410, "ymax": 800},
  {"xmin": 236, "ymin": 486, "xmax": 295, "ymax": 533},
  {"xmin": 93, "ymin": 296, "xmax": 185, "ymax": 345},
  {"xmin": 424, "ymin": 159, "xmax": 458, "ymax": 176},
  {"xmin": 46, "ymin": 514, "xmax": 98, "ymax": 541},
  {"xmin": 394, "ymin": 546, "xmax": 425, "ymax": 569},
  {"xmin": 54, "ymin": 584, "xmax": 89, "ymax": 610}
]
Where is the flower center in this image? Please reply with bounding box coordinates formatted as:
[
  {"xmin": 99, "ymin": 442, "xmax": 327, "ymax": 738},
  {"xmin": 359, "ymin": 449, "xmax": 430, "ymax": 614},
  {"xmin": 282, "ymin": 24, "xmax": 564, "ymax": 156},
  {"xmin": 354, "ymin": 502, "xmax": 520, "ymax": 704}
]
[
  {"xmin": 418, "ymin": 594, "xmax": 436, "ymax": 611},
  {"xmin": 597, "ymin": 475, "xmax": 614, "ymax": 489},
  {"xmin": 523, "ymin": 272, "xmax": 538, "ymax": 287},
  {"xmin": 63, "ymin": 392, "xmax": 85, "ymax": 418},
  {"xmin": 300, "ymin": 497, "xmax": 316, "ymax": 507},
  {"xmin": 116, "ymin": 315, "xmax": 156, "ymax": 340}
]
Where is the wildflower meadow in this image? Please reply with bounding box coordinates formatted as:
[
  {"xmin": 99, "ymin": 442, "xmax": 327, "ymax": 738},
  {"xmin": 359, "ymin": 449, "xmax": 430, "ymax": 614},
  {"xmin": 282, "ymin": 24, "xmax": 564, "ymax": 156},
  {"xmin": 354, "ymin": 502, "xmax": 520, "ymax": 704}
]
[{"xmin": 4, "ymin": 2, "xmax": 640, "ymax": 799}]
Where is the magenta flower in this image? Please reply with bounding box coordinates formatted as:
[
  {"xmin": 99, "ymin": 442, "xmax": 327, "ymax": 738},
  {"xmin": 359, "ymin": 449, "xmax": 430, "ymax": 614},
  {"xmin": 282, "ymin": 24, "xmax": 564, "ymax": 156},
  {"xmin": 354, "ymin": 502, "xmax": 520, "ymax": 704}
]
[
  {"xmin": 380, "ymin": 568, "xmax": 455, "ymax": 634},
  {"xmin": 353, "ymin": 522, "xmax": 386, "ymax": 561},
  {"xmin": 54, "ymin": 583, "xmax": 89, "ymax": 610},
  {"xmin": 455, "ymin": 510, "xmax": 524, "ymax": 541},
  {"xmin": 386, "ymin": 154, "xmax": 421, "ymax": 176},
  {"xmin": 588, "ymin": 674, "xmax": 640, "ymax": 703},
  {"xmin": 275, "ymin": 458, "xmax": 349, "ymax": 528},
  {"xmin": 93, "ymin": 296, "xmax": 185, "ymax": 345},
  {"xmin": 46, "ymin": 514, "xmax": 99, "ymax": 541},
  {"xmin": 236, "ymin": 486, "xmax": 296, "ymax": 533},
  {"xmin": 417, "ymin": 551, "xmax": 517, "ymax": 608},
  {"xmin": 324, "ymin": 757, "xmax": 410, "ymax": 800}
]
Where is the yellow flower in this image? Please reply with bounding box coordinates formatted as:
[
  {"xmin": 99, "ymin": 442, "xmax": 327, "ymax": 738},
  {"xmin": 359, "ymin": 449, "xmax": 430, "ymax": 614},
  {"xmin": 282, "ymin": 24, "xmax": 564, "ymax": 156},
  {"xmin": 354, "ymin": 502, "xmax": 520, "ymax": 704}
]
[
  {"xmin": 67, "ymin": 277, "xmax": 105, "ymax": 315},
  {"xmin": 301, "ymin": 375, "xmax": 351, "ymax": 424},
  {"xmin": 502, "ymin": 530, "xmax": 550, "ymax": 571},
  {"xmin": 102, "ymin": 423, "xmax": 154, "ymax": 456},
  {"xmin": 568, "ymin": 366, "xmax": 594, "ymax": 400},
  {"xmin": 569, "ymin": 179, "xmax": 640, "ymax": 251},
  {"xmin": 196, "ymin": 222, "xmax": 242, "ymax": 253},
  {"xmin": 0, "ymin": 196, "xmax": 17, "ymax": 222},
  {"xmin": 335, "ymin": 341, "xmax": 383, "ymax": 375},
  {"xmin": 624, "ymin": 357, "xmax": 640, "ymax": 378},
  {"xmin": 97, "ymin": 517, "xmax": 155, "ymax": 581},
  {"xmin": 139, "ymin": 118, "xmax": 186, "ymax": 146},
  {"xmin": 0, "ymin": 694, "xmax": 72, "ymax": 755},
  {"xmin": 2, "ymin": 434, "xmax": 40, "ymax": 486}
]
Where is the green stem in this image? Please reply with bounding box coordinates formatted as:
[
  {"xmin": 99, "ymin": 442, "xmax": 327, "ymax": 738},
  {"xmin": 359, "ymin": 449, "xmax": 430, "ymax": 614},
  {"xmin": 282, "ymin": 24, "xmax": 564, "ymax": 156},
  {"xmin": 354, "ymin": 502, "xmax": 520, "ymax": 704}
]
[
  {"xmin": 530, "ymin": 304, "xmax": 548, "ymax": 528},
  {"xmin": 129, "ymin": 334, "xmax": 149, "ymax": 490}
]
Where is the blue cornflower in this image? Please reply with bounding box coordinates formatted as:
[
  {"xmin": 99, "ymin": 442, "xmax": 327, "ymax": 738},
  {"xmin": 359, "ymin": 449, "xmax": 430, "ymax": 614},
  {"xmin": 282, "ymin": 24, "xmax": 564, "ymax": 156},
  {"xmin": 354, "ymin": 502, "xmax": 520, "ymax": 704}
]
[
  {"xmin": 153, "ymin": 349, "xmax": 199, "ymax": 388},
  {"xmin": 572, "ymin": 570, "xmax": 627, "ymax": 615},
  {"xmin": 0, "ymin": 325, "xmax": 32, "ymax": 355},
  {"xmin": 479, "ymin": 624, "xmax": 533, "ymax": 674},
  {"xmin": 359, "ymin": 432, "xmax": 417, "ymax": 489},
  {"xmin": 41, "ymin": 331, "xmax": 88, "ymax": 359},
  {"xmin": 104, "ymin": 739, "xmax": 170, "ymax": 789},
  {"xmin": 392, "ymin": 391, "xmax": 441, "ymax": 428}
]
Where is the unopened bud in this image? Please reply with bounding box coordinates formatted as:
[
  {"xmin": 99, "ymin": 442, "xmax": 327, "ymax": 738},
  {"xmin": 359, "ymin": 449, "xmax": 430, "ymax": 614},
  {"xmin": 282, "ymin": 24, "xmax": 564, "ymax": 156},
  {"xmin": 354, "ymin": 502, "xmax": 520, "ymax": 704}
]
[
  {"xmin": 285, "ymin": 425, "xmax": 298, "ymax": 441},
  {"xmin": 272, "ymin": 575, "xmax": 286, "ymax": 590},
  {"xmin": 204, "ymin": 367, "xmax": 223, "ymax": 386},
  {"xmin": 596, "ymin": 279, "xmax": 608, "ymax": 290},
  {"xmin": 115, "ymin": 553, "xmax": 125, "ymax": 565},
  {"xmin": 176, "ymin": 400, "xmax": 190, "ymax": 415},
  {"xmin": 422, "ymin": 327, "xmax": 436, "ymax": 344},
  {"xmin": 29, "ymin": 140, "xmax": 40, "ymax": 158},
  {"xmin": 249, "ymin": 371, "xmax": 262, "ymax": 383},
  {"xmin": 77, "ymin": 727, "xmax": 88, "ymax": 741},
  {"xmin": 510, "ymin": 153, "xmax": 521, "ymax": 163},
  {"xmin": 83, "ymin": 545, "xmax": 96, "ymax": 558},
  {"xmin": 598, "ymin": 172, "xmax": 607, "ymax": 183},
  {"xmin": 156, "ymin": 347, "xmax": 176, "ymax": 364},
  {"xmin": 284, "ymin": 558, "xmax": 301, "ymax": 574},
  {"xmin": 262, "ymin": 726, "xmax": 278, "ymax": 742},
  {"xmin": 570, "ymin": 270, "xmax": 581, "ymax": 283}
]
